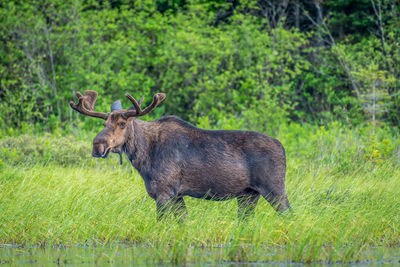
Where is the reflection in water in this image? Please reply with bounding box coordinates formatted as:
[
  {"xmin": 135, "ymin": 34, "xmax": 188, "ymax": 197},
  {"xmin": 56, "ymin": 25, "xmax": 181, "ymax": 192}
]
[{"xmin": 0, "ymin": 244, "xmax": 399, "ymax": 266}]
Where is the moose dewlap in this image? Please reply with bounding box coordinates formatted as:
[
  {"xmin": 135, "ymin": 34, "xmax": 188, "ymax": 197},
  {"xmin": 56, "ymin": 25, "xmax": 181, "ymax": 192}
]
[{"xmin": 70, "ymin": 90, "xmax": 291, "ymax": 220}]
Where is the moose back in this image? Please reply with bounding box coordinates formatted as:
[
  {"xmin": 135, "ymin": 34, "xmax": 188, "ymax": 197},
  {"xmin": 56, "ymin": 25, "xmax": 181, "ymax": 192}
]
[{"xmin": 70, "ymin": 91, "xmax": 291, "ymax": 219}]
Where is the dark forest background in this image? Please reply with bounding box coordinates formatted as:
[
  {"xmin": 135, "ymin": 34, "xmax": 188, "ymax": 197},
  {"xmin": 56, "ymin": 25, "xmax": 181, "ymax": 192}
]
[{"xmin": 1, "ymin": 0, "xmax": 399, "ymax": 135}]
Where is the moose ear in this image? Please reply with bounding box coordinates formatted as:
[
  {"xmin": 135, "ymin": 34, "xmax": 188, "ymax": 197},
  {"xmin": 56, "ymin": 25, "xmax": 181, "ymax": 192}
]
[{"xmin": 110, "ymin": 100, "xmax": 123, "ymax": 112}]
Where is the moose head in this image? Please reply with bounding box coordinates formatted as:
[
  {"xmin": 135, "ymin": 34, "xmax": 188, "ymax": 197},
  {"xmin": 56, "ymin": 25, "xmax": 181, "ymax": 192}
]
[{"xmin": 70, "ymin": 90, "xmax": 165, "ymax": 162}]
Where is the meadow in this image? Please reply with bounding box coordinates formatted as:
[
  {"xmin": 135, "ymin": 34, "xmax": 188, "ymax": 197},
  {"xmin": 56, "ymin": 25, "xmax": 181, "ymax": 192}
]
[
  {"xmin": 0, "ymin": 122, "xmax": 399, "ymax": 265},
  {"xmin": 1, "ymin": 0, "xmax": 400, "ymax": 264}
]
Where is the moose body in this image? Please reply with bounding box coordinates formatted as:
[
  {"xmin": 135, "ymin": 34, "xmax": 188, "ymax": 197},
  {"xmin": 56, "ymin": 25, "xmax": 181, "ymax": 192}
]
[{"xmin": 70, "ymin": 91, "xmax": 290, "ymax": 219}]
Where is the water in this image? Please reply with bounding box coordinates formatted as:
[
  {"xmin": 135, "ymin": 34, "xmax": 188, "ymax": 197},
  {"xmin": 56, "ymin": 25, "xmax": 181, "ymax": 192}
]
[{"xmin": 0, "ymin": 244, "xmax": 399, "ymax": 266}]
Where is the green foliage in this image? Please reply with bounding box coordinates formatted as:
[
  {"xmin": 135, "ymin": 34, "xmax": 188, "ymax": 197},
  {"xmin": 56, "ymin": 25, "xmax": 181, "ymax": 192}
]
[
  {"xmin": 1, "ymin": 122, "xmax": 399, "ymax": 169},
  {"xmin": 0, "ymin": 130, "xmax": 399, "ymax": 263},
  {"xmin": 0, "ymin": 134, "xmax": 95, "ymax": 166},
  {"xmin": 1, "ymin": 0, "xmax": 399, "ymax": 131},
  {"xmin": 336, "ymin": 31, "xmax": 400, "ymax": 126},
  {"xmin": 1, "ymin": 2, "xmax": 399, "ymax": 264}
]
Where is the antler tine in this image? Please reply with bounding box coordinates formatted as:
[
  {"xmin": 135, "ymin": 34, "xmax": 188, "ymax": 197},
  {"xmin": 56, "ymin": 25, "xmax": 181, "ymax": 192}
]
[
  {"xmin": 124, "ymin": 93, "xmax": 166, "ymax": 118},
  {"xmin": 125, "ymin": 93, "xmax": 143, "ymax": 113},
  {"xmin": 69, "ymin": 90, "xmax": 108, "ymax": 120},
  {"xmin": 140, "ymin": 93, "xmax": 166, "ymax": 115}
]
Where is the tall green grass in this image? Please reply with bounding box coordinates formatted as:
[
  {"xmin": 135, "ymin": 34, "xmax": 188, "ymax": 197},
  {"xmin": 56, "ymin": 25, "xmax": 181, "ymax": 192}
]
[{"xmin": 0, "ymin": 123, "xmax": 399, "ymax": 264}]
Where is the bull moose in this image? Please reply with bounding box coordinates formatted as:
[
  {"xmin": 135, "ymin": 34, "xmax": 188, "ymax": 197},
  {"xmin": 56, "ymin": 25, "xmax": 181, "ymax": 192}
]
[{"xmin": 70, "ymin": 90, "xmax": 291, "ymax": 220}]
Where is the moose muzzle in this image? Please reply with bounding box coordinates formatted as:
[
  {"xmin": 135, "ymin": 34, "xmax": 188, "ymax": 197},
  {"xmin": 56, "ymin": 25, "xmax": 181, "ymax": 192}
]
[{"xmin": 92, "ymin": 132, "xmax": 111, "ymax": 158}]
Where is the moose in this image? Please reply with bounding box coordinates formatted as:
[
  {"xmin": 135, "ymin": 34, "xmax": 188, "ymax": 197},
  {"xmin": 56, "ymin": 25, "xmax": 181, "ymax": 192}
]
[{"xmin": 70, "ymin": 91, "xmax": 291, "ymax": 220}]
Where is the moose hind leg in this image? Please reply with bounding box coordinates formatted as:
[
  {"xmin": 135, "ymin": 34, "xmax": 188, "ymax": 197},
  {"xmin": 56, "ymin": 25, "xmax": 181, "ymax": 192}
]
[
  {"xmin": 261, "ymin": 189, "xmax": 291, "ymax": 214},
  {"xmin": 237, "ymin": 192, "xmax": 260, "ymax": 219}
]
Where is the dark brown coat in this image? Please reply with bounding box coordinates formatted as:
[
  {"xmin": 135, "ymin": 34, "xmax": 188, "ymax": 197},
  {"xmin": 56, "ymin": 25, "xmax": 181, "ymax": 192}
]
[
  {"xmin": 125, "ymin": 116, "xmax": 290, "ymax": 215},
  {"xmin": 70, "ymin": 91, "xmax": 291, "ymax": 220}
]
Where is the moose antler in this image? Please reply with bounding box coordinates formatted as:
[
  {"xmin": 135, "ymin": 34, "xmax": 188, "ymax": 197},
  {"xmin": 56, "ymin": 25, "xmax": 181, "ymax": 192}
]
[
  {"xmin": 126, "ymin": 96, "xmax": 144, "ymax": 111},
  {"xmin": 69, "ymin": 90, "xmax": 108, "ymax": 120},
  {"xmin": 124, "ymin": 93, "xmax": 166, "ymax": 118}
]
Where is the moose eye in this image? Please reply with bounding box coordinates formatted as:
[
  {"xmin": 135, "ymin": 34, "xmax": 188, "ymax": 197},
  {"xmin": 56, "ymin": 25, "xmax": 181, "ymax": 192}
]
[{"xmin": 120, "ymin": 122, "xmax": 126, "ymax": 128}]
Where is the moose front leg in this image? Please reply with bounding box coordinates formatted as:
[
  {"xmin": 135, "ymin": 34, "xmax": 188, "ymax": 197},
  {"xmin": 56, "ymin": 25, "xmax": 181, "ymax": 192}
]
[
  {"xmin": 156, "ymin": 194, "xmax": 170, "ymax": 221},
  {"xmin": 156, "ymin": 195, "xmax": 187, "ymax": 222},
  {"xmin": 172, "ymin": 197, "xmax": 187, "ymax": 222}
]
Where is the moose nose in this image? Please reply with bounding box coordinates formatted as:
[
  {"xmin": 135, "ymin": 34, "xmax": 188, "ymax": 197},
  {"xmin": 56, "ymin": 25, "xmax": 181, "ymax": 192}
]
[{"xmin": 92, "ymin": 140, "xmax": 107, "ymax": 158}]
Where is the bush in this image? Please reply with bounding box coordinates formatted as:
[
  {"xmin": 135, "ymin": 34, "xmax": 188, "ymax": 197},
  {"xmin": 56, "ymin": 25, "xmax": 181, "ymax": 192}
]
[{"xmin": 0, "ymin": 134, "xmax": 92, "ymax": 166}]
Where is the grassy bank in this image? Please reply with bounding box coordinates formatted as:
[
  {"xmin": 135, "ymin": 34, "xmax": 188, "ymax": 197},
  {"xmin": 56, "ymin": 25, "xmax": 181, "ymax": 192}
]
[{"xmin": 0, "ymin": 124, "xmax": 399, "ymax": 264}]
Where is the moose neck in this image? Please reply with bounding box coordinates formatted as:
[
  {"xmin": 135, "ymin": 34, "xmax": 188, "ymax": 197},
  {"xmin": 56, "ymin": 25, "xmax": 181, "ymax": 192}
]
[{"xmin": 123, "ymin": 118, "xmax": 156, "ymax": 173}]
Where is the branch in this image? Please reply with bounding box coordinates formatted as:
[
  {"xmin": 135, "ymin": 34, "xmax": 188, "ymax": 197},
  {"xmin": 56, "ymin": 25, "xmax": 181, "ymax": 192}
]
[{"xmin": 298, "ymin": 1, "xmax": 362, "ymax": 98}]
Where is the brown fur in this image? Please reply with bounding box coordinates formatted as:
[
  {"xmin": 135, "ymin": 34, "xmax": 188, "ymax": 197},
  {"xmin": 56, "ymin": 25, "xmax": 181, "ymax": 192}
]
[
  {"xmin": 92, "ymin": 113, "xmax": 290, "ymax": 220},
  {"xmin": 70, "ymin": 91, "xmax": 290, "ymax": 220}
]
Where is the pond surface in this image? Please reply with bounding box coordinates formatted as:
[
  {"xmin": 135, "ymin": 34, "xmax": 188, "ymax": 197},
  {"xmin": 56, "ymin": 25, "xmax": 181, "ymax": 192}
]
[{"xmin": 0, "ymin": 244, "xmax": 399, "ymax": 266}]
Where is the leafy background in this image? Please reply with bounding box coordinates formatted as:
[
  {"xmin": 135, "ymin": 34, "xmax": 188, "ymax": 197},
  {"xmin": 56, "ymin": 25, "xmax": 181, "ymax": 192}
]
[
  {"xmin": 1, "ymin": 2, "xmax": 400, "ymax": 264},
  {"xmin": 1, "ymin": 0, "xmax": 399, "ymax": 136}
]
